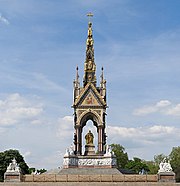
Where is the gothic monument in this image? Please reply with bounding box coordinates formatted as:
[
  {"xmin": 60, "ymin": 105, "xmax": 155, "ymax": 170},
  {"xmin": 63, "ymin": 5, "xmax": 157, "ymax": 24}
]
[{"xmin": 62, "ymin": 13, "xmax": 117, "ymax": 172}]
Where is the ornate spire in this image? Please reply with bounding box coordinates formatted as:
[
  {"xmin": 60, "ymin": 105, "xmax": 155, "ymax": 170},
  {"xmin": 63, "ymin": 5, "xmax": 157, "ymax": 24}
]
[
  {"xmin": 83, "ymin": 13, "xmax": 96, "ymax": 87},
  {"xmin": 76, "ymin": 66, "xmax": 79, "ymax": 83},
  {"xmin": 100, "ymin": 66, "xmax": 106, "ymax": 100},
  {"xmin": 100, "ymin": 67, "xmax": 104, "ymax": 85},
  {"xmin": 73, "ymin": 66, "xmax": 80, "ymax": 101}
]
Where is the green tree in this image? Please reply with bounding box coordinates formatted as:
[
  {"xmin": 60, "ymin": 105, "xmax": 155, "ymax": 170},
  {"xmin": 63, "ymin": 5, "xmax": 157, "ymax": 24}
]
[
  {"xmin": 154, "ymin": 153, "xmax": 166, "ymax": 166},
  {"xmin": 29, "ymin": 168, "xmax": 47, "ymax": 174},
  {"xmin": 143, "ymin": 153, "xmax": 167, "ymax": 175},
  {"xmin": 0, "ymin": 152, "xmax": 6, "ymax": 182},
  {"xmin": 0, "ymin": 149, "xmax": 29, "ymax": 182},
  {"xmin": 111, "ymin": 144, "xmax": 129, "ymax": 169},
  {"xmin": 125, "ymin": 157, "xmax": 149, "ymax": 174},
  {"xmin": 144, "ymin": 160, "xmax": 158, "ymax": 174},
  {"xmin": 29, "ymin": 167, "xmax": 36, "ymax": 174},
  {"xmin": 169, "ymin": 146, "xmax": 180, "ymax": 182},
  {"xmin": 37, "ymin": 169, "xmax": 47, "ymax": 174}
]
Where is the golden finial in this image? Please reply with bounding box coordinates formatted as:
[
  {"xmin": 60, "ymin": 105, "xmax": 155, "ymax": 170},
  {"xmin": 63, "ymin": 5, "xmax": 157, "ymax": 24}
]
[{"xmin": 87, "ymin": 12, "xmax": 93, "ymax": 23}]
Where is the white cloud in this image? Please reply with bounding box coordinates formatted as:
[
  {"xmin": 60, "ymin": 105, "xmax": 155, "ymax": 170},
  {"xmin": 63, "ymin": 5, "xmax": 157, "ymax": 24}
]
[
  {"xmin": 107, "ymin": 125, "xmax": 180, "ymax": 145},
  {"xmin": 107, "ymin": 125, "xmax": 180, "ymax": 159},
  {"xmin": 0, "ymin": 93, "xmax": 43, "ymax": 127},
  {"xmin": 57, "ymin": 116, "xmax": 73, "ymax": 140},
  {"xmin": 0, "ymin": 14, "xmax": 9, "ymax": 25},
  {"xmin": 133, "ymin": 100, "xmax": 180, "ymax": 116},
  {"xmin": 166, "ymin": 104, "xmax": 180, "ymax": 116},
  {"xmin": 23, "ymin": 151, "xmax": 32, "ymax": 158},
  {"xmin": 30, "ymin": 119, "xmax": 42, "ymax": 125},
  {"xmin": 156, "ymin": 100, "xmax": 171, "ymax": 108},
  {"xmin": 149, "ymin": 125, "xmax": 174, "ymax": 134},
  {"xmin": 0, "ymin": 127, "xmax": 6, "ymax": 134},
  {"xmin": 133, "ymin": 105, "xmax": 158, "ymax": 116}
]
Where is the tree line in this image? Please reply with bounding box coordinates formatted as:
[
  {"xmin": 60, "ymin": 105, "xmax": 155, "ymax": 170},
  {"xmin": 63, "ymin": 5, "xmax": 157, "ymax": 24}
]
[{"xmin": 111, "ymin": 144, "xmax": 180, "ymax": 182}]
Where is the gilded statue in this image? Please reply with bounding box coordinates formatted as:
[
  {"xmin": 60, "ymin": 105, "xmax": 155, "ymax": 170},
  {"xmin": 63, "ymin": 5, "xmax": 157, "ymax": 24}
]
[
  {"xmin": 88, "ymin": 60, "xmax": 93, "ymax": 70},
  {"xmin": 85, "ymin": 60, "xmax": 95, "ymax": 71},
  {"xmin": 85, "ymin": 130, "xmax": 94, "ymax": 145},
  {"xmin": 86, "ymin": 37, "xmax": 93, "ymax": 46}
]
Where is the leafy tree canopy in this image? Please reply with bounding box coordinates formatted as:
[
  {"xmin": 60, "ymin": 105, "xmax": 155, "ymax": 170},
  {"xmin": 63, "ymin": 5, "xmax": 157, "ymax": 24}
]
[
  {"xmin": 169, "ymin": 146, "xmax": 180, "ymax": 182},
  {"xmin": 37, "ymin": 169, "xmax": 47, "ymax": 174},
  {"xmin": 29, "ymin": 168, "xmax": 47, "ymax": 174},
  {"xmin": 111, "ymin": 144, "xmax": 129, "ymax": 169},
  {"xmin": 144, "ymin": 161, "xmax": 158, "ymax": 174},
  {"xmin": 29, "ymin": 167, "xmax": 36, "ymax": 174},
  {"xmin": 125, "ymin": 157, "xmax": 149, "ymax": 174}
]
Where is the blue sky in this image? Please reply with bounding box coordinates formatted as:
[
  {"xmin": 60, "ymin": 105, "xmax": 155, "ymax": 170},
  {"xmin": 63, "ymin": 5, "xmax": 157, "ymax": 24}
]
[{"xmin": 0, "ymin": 0, "xmax": 180, "ymax": 170}]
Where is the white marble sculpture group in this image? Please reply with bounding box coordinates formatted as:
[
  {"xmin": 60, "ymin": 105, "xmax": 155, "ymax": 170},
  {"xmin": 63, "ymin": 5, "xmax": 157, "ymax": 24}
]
[
  {"xmin": 6, "ymin": 158, "xmax": 21, "ymax": 173},
  {"xmin": 158, "ymin": 158, "xmax": 173, "ymax": 173}
]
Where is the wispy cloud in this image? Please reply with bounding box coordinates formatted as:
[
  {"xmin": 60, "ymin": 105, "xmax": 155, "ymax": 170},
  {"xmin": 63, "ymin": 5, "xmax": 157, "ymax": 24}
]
[
  {"xmin": 0, "ymin": 93, "xmax": 43, "ymax": 127},
  {"xmin": 0, "ymin": 66, "xmax": 68, "ymax": 93},
  {"xmin": 56, "ymin": 116, "xmax": 73, "ymax": 140},
  {"xmin": 166, "ymin": 104, "xmax": 180, "ymax": 116},
  {"xmin": 0, "ymin": 14, "xmax": 9, "ymax": 25},
  {"xmin": 30, "ymin": 73, "xmax": 68, "ymax": 92}
]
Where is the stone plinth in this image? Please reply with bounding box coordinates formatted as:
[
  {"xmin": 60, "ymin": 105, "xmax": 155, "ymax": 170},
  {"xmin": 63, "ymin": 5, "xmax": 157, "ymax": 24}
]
[
  {"xmin": 158, "ymin": 172, "xmax": 175, "ymax": 182},
  {"xmin": 84, "ymin": 144, "xmax": 95, "ymax": 156},
  {"xmin": 4, "ymin": 172, "xmax": 22, "ymax": 182},
  {"xmin": 63, "ymin": 155, "xmax": 116, "ymax": 169}
]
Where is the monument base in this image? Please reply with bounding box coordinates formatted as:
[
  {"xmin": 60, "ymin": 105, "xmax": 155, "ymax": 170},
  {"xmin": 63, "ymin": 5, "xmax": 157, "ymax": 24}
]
[
  {"xmin": 4, "ymin": 172, "xmax": 22, "ymax": 182},
  {"xmin": 158, "ymin": 172, "xmax": 175, "ymax": 182},
  {"xmin": 63, "ymin": 154, "xmax": 117, "ymax": 169}
]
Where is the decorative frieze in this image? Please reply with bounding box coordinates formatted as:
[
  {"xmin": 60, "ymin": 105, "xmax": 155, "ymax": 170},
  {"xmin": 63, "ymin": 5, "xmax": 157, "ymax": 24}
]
[{"xmin": 63, "ymin": 155, "xmax": 116, "ymax": 168}]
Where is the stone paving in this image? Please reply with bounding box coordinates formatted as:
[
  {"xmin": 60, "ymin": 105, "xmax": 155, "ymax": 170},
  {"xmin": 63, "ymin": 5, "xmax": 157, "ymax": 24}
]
[{"xmin": 0, "ymin": 182, "xmax": 179, "ymax": 186}]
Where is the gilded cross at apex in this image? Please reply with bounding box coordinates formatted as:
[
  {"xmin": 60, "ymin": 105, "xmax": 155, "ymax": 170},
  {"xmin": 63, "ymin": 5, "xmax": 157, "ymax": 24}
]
[{"xmin": 87, "ymin": 12, "xmax": 93, "ymax": 22}]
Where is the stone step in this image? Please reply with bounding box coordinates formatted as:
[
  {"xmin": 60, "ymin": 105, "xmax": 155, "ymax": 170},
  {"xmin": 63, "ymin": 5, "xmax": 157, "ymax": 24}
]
[{"xmin": 58, "ymin": 168, "xmax": 122, "ymax": 175}]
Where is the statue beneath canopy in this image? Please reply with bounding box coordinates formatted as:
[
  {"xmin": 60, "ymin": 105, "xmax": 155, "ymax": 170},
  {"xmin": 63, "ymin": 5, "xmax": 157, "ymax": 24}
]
[{"xmin": 85, "ymin": 130, "xmax": 94, "ymax": 145}]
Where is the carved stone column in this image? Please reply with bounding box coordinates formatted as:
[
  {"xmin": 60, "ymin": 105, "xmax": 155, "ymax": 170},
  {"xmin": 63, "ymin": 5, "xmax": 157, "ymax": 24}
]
[
  {"xmin": 75, "ymin": 126, "xmax": 81, "ymax": 155},
  {"xmin": 98, "ymin": 126, "xmax": 103, "ymax": 154}
]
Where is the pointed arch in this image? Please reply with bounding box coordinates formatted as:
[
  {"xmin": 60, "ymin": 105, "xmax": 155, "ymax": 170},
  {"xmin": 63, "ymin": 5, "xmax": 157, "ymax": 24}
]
[{"xmin": 78, "ymin": 110, "xmax": 102, "ymax": 128}]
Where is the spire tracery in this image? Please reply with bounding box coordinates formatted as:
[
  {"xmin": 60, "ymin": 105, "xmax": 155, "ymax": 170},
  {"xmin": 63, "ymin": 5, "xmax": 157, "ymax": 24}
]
[{"xmin": 83, "ymin": 16, "xmax": 96, "ymax": 87}]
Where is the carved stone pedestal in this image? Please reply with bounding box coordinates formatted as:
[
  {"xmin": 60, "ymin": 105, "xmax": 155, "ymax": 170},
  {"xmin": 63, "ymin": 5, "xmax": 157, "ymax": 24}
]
[
  {"xmin": 158, "ymin": 172, "xmax": 176, "ymax": 182},
  {"xmin": 84, "ymin": 144, "xmax": 95, "ymax": 156},
  {"xmin": 63, "ymin": 154, "xmax": 117, "ymax": 169},
  {"xmin": 4, "ymin": 172, "xmax": 22, "ymax": 182}
]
